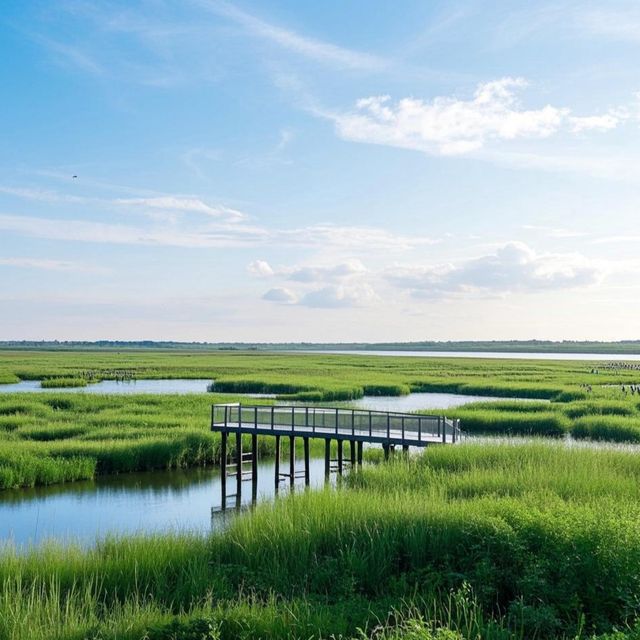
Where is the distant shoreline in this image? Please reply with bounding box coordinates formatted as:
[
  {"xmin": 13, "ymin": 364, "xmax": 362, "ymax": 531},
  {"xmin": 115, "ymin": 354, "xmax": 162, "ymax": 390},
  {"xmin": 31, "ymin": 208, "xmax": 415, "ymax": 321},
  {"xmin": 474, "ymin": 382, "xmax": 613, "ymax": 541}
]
[{"xmin": 2, "ymin": 340, "xmax": 640, "ymax": 355}]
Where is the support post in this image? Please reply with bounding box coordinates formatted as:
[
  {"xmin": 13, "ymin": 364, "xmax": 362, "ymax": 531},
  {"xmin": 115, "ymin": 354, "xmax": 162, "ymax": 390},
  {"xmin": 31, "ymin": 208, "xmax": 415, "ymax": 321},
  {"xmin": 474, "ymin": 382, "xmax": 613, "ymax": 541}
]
[
  {"xmin": 251, "ymin": 433, "xmax": 258, "ymax": 503},
  {"xmin": 403, "ymin": 444, "xmax": 409, "ymax": 455},
  {"xmin": 357, "ymin": 441, "xmax": 363, "ymax": 467},
  {"xmin": 289, "ymin": 435, "xmax": 295, "ymax": 487},
  {"xmin": 220, "ymin": 431, "xmax": 227, "ymax": 508},
  {"xmin": 350, "ymin": 440, "xmax": 356, "ymax": 467},
  {"xmin": 236, "ymin": 431, "xmax": 242, "ymax": 499},
  {"xmin": 383, "ymin": 443, "xmax": 390, "ymax": 461},
  {"xmin": 304, "ymin": 437, "xmax": 310, "ymax": 486},
  {"xmin": 324, "ymin": 439, "xmax": 331, "ymax": 480},
  {"xmin": 337, "ymin": 439, "xmax": 343, "ymax": 475},
  {"xmin": 274, "ymin": 434, "xmax": 281, "ymax": 489}
]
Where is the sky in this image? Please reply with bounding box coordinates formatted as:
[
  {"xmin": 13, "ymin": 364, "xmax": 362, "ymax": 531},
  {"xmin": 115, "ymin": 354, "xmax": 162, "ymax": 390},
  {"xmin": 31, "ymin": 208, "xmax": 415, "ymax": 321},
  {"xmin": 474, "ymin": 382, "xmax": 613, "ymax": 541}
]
[{"xmin": 1, "ymin": 1, "xmax": 640, "ymax": 343}]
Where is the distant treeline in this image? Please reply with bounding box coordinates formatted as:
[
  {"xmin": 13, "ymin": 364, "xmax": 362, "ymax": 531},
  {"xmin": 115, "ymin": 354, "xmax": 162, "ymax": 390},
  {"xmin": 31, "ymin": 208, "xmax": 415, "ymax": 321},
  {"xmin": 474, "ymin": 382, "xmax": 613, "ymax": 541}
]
[{"xmin": 2, "ymin": 339, "xmax": 640, "ymax": 353}]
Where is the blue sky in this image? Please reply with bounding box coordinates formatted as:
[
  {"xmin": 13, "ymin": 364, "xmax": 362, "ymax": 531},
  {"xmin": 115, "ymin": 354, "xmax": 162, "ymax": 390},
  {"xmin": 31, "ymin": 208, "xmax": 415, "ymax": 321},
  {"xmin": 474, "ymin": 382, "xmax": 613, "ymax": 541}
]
[{"xmin": 1, "ymin": 0, "xmax": 640, "ymax": 342}]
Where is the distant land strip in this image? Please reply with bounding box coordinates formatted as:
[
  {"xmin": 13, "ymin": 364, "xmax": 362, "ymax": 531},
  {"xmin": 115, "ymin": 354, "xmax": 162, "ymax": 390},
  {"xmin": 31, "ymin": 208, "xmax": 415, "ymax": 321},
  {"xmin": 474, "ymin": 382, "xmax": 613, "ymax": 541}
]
[{"xmin": 2, "ymin": 340, "xmax": 640, "ymax": 354}]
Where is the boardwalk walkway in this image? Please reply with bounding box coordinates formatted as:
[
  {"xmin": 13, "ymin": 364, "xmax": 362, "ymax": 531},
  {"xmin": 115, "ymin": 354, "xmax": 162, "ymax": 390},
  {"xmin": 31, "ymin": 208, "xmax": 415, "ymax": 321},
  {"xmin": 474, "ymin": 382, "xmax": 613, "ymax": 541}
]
[{"xmin": 211, "ymin": 403, "xmax": 463, "ymax": 508}]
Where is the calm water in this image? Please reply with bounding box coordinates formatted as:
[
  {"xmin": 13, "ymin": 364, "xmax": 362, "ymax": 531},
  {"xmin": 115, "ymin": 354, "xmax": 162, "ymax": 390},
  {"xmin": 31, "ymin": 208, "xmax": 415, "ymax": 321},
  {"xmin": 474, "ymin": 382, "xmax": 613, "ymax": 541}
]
[
  {"xmin": 345, "ymin": 392, "xmax": 537, "ymax": 412},
  {"xmin": 0, "ymin": 458, "xmax": 329, "ymax": 548},
  {"xmin": 0, "ymin": 389, "xmax": 532, "ymax": 547},
  {"xmin": 306, "ymin": 350, "xmax": 640, "ymax": 361}
]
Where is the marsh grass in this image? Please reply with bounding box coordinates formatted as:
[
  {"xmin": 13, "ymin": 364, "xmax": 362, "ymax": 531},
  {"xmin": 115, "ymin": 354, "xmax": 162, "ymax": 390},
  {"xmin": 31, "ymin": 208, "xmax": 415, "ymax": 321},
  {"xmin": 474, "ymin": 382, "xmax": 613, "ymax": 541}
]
[
  {"xmin": 40, "ymin": 377, "xmax": 89, "ymax": 389},
  {"xmin": 4, "ymin": 443, "xmax": 640, "ymax": 638}
]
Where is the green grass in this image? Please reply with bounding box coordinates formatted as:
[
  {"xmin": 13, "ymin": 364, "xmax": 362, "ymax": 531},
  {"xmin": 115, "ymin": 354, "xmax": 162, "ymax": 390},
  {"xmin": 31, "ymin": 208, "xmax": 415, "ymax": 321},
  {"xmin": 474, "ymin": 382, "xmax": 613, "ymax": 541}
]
[
  {"xmin": 5, "ymin": 443, "xmax": 640, "ymax": 638},
  {"xmin": 1, "ymin": 349, "xmax": 640, "ymax": 488},
  {"xmin": 40, "ymin": 377, "xmax": 89, "ymax": 388}
]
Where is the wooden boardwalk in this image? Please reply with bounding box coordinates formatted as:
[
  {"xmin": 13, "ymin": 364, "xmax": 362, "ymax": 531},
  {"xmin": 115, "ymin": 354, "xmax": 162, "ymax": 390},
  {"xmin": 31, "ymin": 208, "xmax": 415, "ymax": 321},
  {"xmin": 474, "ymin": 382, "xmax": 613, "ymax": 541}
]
[{"xmin": 211, "ymin": 403, "xmax": 463, "ymax": 508}]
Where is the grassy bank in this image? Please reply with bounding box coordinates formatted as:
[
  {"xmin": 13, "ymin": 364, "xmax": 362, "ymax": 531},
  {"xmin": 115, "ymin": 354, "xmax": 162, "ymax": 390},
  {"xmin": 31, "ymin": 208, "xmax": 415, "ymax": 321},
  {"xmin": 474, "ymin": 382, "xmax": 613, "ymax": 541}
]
[
  {"xmin": 4, "ymin": 442, "xmax": 640, "ymax": 639},
  {"xmin": 2, "ymin": 348, "xmax": 638, "ymax": 402}
]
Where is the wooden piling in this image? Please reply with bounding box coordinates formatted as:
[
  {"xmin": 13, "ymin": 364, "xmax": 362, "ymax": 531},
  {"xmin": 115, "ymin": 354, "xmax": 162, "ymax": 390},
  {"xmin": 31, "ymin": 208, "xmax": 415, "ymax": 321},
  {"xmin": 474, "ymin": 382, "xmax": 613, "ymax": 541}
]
[
  {"xmin": 350, "ymin": 440, "xmax": 356, "ymax": 467},
  {"xmin": 274, "ymin": 434, "xmax": 281, "ymax": 489},
  {"xmin": 236, "ymin": 431, "xmax": 242, "ymax": 499},
  {"xmin": 303, "ymin": 437, "xmax": 310, "ymax": 486},
  {"xmin": 251, "ymin": 433, "xmax": 258, "ymax": 503},
  {"xmin": 289, "ymin": 435, "xmax": 295, "ymax": 487},
  {"xmin": 220, "ymin": 431, "xmax": 227, "ymax": 507},
  {"xmin": 324, "ymin": 439, "xmax": 331, "ymax": 480},
  {"xmin": 357, "ymin": 441, "xmax": 363, "ymax": 467},
  {"xmin": 383, "ymin": 443, "xmax": 389, "ymax": 461},
  {"xmin": 337, "ymin": 440, "xmax": 344, "ymax": 475}
]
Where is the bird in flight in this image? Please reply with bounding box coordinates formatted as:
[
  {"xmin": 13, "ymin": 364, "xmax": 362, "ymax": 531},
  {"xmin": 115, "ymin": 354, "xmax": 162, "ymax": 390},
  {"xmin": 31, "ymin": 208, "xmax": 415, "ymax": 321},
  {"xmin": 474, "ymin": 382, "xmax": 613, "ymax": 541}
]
[{"xmin": 72, "ymin": 175, "xmax": 77, "ymax": 179}]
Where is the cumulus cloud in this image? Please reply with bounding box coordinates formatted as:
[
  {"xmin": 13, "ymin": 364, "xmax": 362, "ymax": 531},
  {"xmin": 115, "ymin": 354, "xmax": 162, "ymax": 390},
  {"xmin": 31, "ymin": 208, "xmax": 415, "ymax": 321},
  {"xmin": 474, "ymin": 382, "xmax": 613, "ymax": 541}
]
[
  {"xmin": 247, "ymin": 260, "xmax": 274, "ymax": 277},
  {"xmin": 299, "ymin": 284, "xmax": 379, "ymax": 308},
  {"xmin": 385, "ymin": 242, "xmax": 602, "ymax": 299},
  {"xmin": 262, "ymin": 287, "xmax": 297, "ymax": 304},
  {"xmin": 332, "ymin": 78, "xmax": 630, "ymax": 156},
  {"xmin": 248, "ymin": 258, "xmax": 367, "ymax": 282}
]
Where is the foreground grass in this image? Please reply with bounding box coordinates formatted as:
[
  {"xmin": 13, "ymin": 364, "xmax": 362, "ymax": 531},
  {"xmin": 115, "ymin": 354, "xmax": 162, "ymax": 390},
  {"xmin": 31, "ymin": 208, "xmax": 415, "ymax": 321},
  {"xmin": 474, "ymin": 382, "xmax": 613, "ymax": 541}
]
[{"xmin": 4, "ymin": 442, "xmax": 640, "ymax": 639}]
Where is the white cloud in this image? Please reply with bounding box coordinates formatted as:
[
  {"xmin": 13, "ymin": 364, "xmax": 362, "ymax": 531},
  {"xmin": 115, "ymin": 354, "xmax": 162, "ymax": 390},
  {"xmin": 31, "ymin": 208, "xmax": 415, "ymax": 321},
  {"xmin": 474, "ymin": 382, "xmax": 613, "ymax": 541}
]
[
  {"xmin": 197, "ymin": 0, "xmax": 388, "ymax": 71},
  {"xmin": 248, "ymin": 258, "xmax": 367, "ymax": 282},
  {"xmin": 262, "ymin": 287, "xmax": 297, "ymax": 304},
  {"xmin": 299, "ymin": 284, "xmax": 379, "ymax": 308},
  {"xmin": 331, "ymin": 78, "xmax": 633, "ymax": 157},
  {"xmin": 115, "ymin": 196, "xmax": 245, "ymax": 220},
  {"xmin": 385, "ymin": 242, "xmax": 603, "ymax": 299},
  {"xmin": 0, "ymin": 257, "xmax": 105, "ymax": 273},
  {"xmin": 0, "ymin": 212, "xmax": 434, "ymax": 253},
  {"xmin": 570, "ymin": 112, "xmax": 625, "ymax": 133}
]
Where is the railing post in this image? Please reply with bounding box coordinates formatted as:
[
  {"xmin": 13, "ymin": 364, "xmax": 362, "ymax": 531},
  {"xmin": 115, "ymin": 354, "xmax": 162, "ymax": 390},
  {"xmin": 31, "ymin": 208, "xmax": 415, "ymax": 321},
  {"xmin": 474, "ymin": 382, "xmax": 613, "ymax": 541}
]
[
  {"xmin": 254, "ymin": 406, "xmax": 258, "ymax": 431},
  {"xmin": 386, "ymin": 412, "xmax": 390, "ymax": 440},
  {"xmin": 291, "ymin": 406, "xmax": 295, "ymax": 431},
  {"xmin": 271, "ymin": 406, "xmax": 274, "ymax": 431},
  {"xmin": 238, "ymin": 403, "xmax": 242, "ymax": 430},
  {"xmin": 418, "ymin": 417, "xmax": 422, "ymax": 442},
  {"xmin": 401, "ymin": 416, "xmax": 405, "ymax": 442},
  {"xmin": 368, "ymin": 411, "xmax": 372, "ymax": 437},
  {"xmin": 335, "ymin": 408, "xmax": 339, "ymax": 435},
  {"xmin": 442, "ymin": 417, "xmax": 446, "ymax": 444},
  {"xmin": 210, "ymin": 405, "xmax": 214, "ymax": 430},
  {"xmin": 224, "ymin": 405, "xmax": 228, "ymax": 428},
  {"xmin": 351, "ymin": 409, "xmax": 355, "ymax": 437}
]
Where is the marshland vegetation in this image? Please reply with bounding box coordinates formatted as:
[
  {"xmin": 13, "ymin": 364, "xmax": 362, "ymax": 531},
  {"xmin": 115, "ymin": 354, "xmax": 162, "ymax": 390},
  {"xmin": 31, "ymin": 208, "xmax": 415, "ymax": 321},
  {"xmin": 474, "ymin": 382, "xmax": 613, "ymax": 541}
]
[{"xmin": 3, "ymin": 350, "xmax": 640, "ymax": 638}]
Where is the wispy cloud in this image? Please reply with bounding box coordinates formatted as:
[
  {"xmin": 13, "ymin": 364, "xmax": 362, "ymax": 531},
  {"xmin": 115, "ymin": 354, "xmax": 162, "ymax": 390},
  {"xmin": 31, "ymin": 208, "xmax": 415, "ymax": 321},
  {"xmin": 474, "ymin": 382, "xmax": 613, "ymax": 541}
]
[
  {"xmin": 0, "ymin": 213, "xmax": 435, "ymax": 252},
  {"xmin": 115, "ymin": 196, "xmax": 246, "ymax": 221},
  {"xmin": 0, "ymin": 257, "xmax": 107, "ymax": 274},
  {"xmin": 195, "ymin": 0, "xmax": 389, "ymax": 71}
]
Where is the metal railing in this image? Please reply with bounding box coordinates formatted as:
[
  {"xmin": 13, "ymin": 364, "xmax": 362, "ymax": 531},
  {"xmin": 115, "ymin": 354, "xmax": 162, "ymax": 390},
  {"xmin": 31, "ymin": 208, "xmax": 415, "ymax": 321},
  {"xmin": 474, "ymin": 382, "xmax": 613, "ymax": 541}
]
[{"xmin": 211, "ymin": 403, "xmax": 464, "ymax": 445}]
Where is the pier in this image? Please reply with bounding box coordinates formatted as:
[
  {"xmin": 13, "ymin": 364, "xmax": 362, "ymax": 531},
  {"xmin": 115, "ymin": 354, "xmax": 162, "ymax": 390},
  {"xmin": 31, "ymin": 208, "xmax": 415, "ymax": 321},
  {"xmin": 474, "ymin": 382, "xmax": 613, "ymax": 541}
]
[{"xmin": 211, "ymin": 403, "xmax": 463, "ymax": 507}]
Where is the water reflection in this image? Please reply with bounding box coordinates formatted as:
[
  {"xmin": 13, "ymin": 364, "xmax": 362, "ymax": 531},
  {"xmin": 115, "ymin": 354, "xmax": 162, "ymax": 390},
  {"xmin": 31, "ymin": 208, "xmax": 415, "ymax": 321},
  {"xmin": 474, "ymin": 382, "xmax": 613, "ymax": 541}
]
[{"xmin": 0, "ymin": 458, "xmax": 329, "ymax": 548}]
